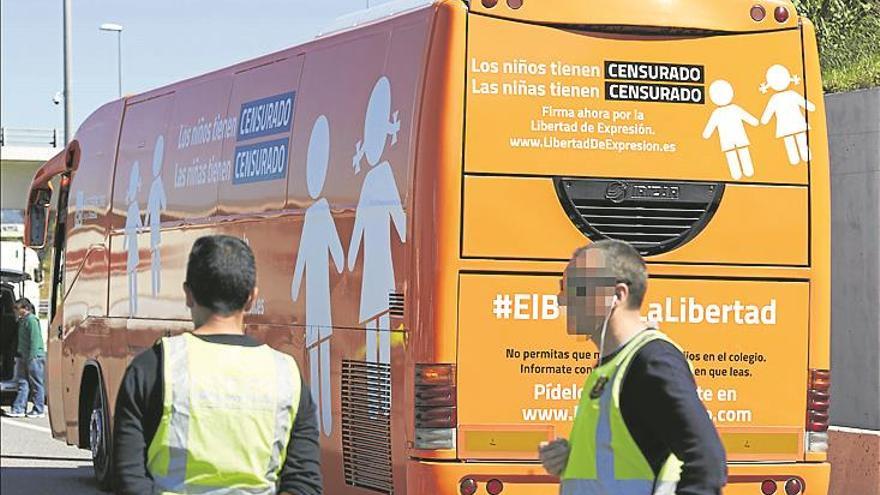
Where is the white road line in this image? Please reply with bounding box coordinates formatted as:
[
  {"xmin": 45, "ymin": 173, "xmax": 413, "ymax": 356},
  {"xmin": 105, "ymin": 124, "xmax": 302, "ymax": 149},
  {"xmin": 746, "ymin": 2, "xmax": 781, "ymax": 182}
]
[
  {"xmin": 1, "ymin": 417, "xmax": 53, "ymax": 434},
  {"xmin": 829, "ymin": 425, "xmax": 880, "ymax": 436}
]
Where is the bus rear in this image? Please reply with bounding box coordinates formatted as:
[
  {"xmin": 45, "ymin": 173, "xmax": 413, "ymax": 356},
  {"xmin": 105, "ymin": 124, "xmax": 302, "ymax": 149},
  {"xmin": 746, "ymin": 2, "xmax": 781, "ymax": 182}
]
[{"xmin": 412, "ymin": 1, "xmax": 830, "ymax": 494}]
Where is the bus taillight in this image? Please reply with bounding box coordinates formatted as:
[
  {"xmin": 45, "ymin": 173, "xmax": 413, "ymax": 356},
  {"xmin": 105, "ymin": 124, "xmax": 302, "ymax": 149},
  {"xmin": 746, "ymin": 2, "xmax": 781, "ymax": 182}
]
[
  {"xmin": 784, "ymin": 478, "xmax": 804, "ymax": 495},
  {"xmin": 459, "ymin": 478, "xmax": 477, "ymax": 495},
  {"xmin": 760, "ymin": 479, "xmax": 777, "ymax": 495},
  {"xmin": 486, "ymin": 478, "xmax": 504, "ymax": 494},
  {"xmin": 750, "ymin": 5, "xmax": 766, "ymax": 21},
  {"xmin": 773, "ymin": 6, "xmax": 790, "ymax": 23},
  {"xmin": 805, "ymin": 369, "xmax": 830, "ymax": 452},
  {"xmin": 415, "ymin": 364, "xmax": 456, "ymax": 450}
]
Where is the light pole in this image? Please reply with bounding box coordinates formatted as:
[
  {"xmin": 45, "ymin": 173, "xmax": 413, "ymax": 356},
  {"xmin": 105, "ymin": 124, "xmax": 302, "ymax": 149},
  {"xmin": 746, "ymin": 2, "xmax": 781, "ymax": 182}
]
[
  {"xmin": 99, "ymin": 23, "xmax": 123, "ymax": 98},
  {"xmin": 63, "ymin": 0, "xmax": 72, "ymax": 144}
]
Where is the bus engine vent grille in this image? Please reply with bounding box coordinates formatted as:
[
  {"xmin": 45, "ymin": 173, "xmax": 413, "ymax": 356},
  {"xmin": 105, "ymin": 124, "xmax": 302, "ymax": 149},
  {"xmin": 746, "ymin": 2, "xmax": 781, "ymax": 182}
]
[
  {"xmin": 341, "ymin": 359, "xmax": 393, "ymax": 494},
  {"xmin": 554, "ymin": 178, "xmax": 724, "ymax": 256},
  {"xmin": 388, "ymin": 292, "xmax": 405, "ymax": 318}
]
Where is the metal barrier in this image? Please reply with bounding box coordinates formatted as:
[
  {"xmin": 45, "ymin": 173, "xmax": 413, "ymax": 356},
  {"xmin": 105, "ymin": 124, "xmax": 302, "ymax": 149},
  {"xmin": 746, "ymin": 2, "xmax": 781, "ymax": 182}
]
[{"xmin": 0, "ymin": 127, "xmax": 60, "ymax": 147}]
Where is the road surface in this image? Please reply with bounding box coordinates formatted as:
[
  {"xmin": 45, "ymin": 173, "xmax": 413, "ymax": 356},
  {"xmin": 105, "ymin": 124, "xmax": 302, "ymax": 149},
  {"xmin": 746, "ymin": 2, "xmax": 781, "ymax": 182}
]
[{"xmin": 1, "ymin": 411, "xmax": 102, "ymax": 494}]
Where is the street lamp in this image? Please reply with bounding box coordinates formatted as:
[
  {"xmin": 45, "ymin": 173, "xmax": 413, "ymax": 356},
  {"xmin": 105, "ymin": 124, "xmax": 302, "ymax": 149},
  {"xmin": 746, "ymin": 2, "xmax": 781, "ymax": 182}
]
[{"xmin": 99, "ymin": 23, "xmax": 123, "ymax": 98}]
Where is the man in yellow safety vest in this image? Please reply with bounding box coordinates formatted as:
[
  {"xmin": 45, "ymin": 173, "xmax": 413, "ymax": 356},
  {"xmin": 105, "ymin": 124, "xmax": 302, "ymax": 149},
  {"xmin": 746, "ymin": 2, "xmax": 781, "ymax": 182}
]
[
  {"xmin": 113, "ymin": 235, "xmax": 322, "ymax": 495},
  {"xmin": 539, "ymin": 240, "xmax": 726, "ymax": 495}
]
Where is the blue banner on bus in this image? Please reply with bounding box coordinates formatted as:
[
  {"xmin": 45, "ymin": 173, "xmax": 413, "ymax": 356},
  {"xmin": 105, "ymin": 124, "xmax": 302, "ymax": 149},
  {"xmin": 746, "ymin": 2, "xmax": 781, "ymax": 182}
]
[
  {"xmin": 237, "ymin": 92, "xmax": 295, "ymax": 141},
  {"xmin": 232, "ymin": 138, "xmax": 289, "ymax": 184}
]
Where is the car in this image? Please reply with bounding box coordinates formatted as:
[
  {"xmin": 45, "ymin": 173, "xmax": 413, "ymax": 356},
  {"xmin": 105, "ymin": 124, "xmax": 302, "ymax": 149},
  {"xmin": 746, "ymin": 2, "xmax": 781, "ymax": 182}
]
[{"xmin": 0, "ymin": 269, "xmax": 29, "ymax": 406}]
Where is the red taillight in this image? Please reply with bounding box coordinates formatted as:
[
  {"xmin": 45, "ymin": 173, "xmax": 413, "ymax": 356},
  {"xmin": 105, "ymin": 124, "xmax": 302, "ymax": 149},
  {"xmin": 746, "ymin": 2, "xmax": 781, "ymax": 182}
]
[
  {"xmin": 809, "ymin": 410, "xmax": 829, "ymax": 423},
  {"xmin": 460, "ymin": 478, "xmax": 477, "ymax": 495},
  {"xmin": 750, "ymin": 5, "xmax": 766, "ymax": 21},
  {"xmin": 807, "ymin": 423, "xmax": 829, "ymax": 433},
  {"xmin": 808, "ymin": 390, "xmax": 830, "ymax": 410},
  {"xmin": 806, "ymin": 369, "xmax": 831, "ymax": 434},
  {"xmin": 415, "ymin": 406, "xmax": 456, "ymax": 428},
  {"xmin": 415, "ymin": 364, "xmax": 457, "ymax": 449},
  {"xmin": 774, "ymin": 6, "xmax": 790, "ymax": 22},
  {"xmin": 811, "ymin": 369, "xmax": 830, "ymax": 391},
  {"xmin": 486, "ymin": 479, "xmax": 504, "ymax": 495},
  {"xmin": 417, "ymin": 364, "xmax": 454, "ymax": 385},
  {"xmin": 507, "ymin": 0, "xmax": 523, "ymax": 9},
  {"xmin": 481, "ymin": 0, "xmax": 498, "ymax": 7},
  {"xmin": 761, "ymin": 479, "xmax": 778, "ymax": 495},
  {"xmin": 784, "ymin": 478, "xmax": 803, "ymax": 495}
]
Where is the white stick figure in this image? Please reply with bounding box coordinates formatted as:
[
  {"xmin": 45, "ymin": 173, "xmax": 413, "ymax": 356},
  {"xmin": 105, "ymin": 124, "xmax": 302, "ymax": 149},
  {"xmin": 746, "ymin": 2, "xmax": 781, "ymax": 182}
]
[
  {"xmin": 348, "ymin": 76, "xmax": 405, "ymax": 365},
  {"xmin": 702, "ymin": 80, "xmax": 760, "ymax": 180},
  {"xmin": 759, "ymin": 64, "xmax": 816, "ymax": 165},
  {"xmin": 144, "ymin": 135, "xmax": 167, "ymax": 297},
  {"xmin": 291, "ymin": 115, "xmax": 343, "ymax": 436},
  {"xmin": 123, "ymin": 161, "xmax": 143, "ymax": 317}
]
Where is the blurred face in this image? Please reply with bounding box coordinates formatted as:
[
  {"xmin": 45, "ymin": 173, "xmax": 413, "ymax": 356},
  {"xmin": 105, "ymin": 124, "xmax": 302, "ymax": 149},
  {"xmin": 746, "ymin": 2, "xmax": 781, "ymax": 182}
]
[
  {"xmin": 557, "ymin": 249, "xmax": 618, "ymax": 338},
  {"xmin": 14, "ymin": 304, "xmax": 28, "ymax": 319}
]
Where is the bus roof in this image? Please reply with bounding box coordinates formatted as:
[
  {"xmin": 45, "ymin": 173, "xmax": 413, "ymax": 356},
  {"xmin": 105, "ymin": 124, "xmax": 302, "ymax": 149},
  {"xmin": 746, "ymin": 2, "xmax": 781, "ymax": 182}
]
[
  {"xmin": 113, "ymin": 1, "xmax": 441, "ymax": 109},
  {"xmin": 318, "ymin": 0, "xmax": 435, "ymax": 38},
  {"xmin": 469, "ymin": 0, "xmax": 799, "ymax": 32}
]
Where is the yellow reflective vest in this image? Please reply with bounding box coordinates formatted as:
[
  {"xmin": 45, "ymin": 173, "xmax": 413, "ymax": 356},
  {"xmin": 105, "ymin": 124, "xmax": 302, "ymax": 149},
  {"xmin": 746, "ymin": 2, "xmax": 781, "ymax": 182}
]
[
  {"xmin": 147, "ymin": 333, "xmax": 301, "ymax": 495},
  {"xmin": 562, "ymin": 330, "xmax": 684, "ymax": 495}
]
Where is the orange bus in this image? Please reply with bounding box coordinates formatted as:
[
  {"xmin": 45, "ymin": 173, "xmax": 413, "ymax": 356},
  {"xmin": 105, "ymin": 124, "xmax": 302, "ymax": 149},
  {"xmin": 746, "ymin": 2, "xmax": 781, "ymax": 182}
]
[{"xmin": 25, "ymin": 0, "xmax": 831, "ymax": 493}]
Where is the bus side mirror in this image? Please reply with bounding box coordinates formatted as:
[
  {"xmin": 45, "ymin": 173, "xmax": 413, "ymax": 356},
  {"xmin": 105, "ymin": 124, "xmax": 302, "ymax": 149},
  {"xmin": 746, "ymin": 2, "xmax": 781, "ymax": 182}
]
[{"xmin": 25, "ymin": 188, "xmax": 52, "ymax": 249}]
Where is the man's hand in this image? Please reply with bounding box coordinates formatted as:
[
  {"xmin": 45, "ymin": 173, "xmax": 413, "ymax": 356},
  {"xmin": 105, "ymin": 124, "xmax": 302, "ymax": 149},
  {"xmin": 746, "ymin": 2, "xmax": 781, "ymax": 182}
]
[{"xmin": 538, "ymin": 438, "xmax": 570, "ymax": 477}]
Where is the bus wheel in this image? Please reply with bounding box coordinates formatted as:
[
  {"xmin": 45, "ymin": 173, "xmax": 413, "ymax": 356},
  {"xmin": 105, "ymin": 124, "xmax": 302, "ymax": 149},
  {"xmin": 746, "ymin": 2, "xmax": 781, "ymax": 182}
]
[{"xmin": 89, "ymin": 381, "xmax": 114, "ymax": 491}]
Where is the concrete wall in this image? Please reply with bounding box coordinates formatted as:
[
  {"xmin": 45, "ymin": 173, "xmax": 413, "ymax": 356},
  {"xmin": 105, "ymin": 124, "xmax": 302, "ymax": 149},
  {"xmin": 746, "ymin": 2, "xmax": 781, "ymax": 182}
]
[
  {"xmin": 826, "ymin": 88, "xmax": 880, "ymax": 430},
  {"xmin": 0, "ymin": 144, "xmax": 58, "ymax": 213},
  {"xmin": 826, "ymin": 87, "xmax": 880, "ymax": 495},
  {"xmin": 0, "ymin": 160, "xmax": 41, "ymax": 211}
]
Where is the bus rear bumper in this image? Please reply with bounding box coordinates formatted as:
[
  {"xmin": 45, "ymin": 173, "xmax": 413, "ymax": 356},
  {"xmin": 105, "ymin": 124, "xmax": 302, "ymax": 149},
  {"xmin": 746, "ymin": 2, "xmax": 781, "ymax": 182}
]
[
  {"xmin": 726, "ymin": 462, "xmax": 830, "ymax": 494},
  {"xmin": 407, "ymin": 459, "xmax": 830, "ymax": 494}
]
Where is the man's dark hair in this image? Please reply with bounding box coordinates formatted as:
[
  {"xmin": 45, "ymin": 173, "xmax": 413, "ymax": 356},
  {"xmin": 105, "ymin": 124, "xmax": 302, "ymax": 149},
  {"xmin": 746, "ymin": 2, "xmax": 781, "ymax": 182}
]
[
  {"xmin": 185, "ymin": 235, "xmax": 256, "ymax": 315},
  {"xmin": 574, "ymin": 239, "xmax": 648, "ymax": 310},
  {"xmin": 14, "ymin": 297, "xmax": 35, "ymax": 314}
]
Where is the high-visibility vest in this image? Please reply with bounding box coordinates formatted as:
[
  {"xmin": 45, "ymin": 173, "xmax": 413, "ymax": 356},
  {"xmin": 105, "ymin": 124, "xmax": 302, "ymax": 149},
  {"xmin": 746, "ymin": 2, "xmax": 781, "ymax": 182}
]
[
  {"xmin": 561, "ymin": 330, "xmax": 684, "ymax": 495},
  {"xmin": 147, "ymin": 333, "xmax": 301, "ymax": 495}
]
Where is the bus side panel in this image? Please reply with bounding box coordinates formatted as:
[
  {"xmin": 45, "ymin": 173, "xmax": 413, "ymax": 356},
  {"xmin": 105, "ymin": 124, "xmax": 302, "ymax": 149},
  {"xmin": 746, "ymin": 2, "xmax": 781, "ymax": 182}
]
[
  {"xmin": 408, "ymin": 0, "xmax": 469, "ymax": 465},
  {"xmin": 275, "ymin": 11, "xmax": 431, "ymax": 494},
  {"xmin": 55, "ymin": 100, "xmax": 123, "ymax": 443},
  {"xmin": 802, "ymin": 18, "xmax": 831, "ymax": 381},
  {"xmin": 64, "ymin": 101, "xmax": 123, "ymax": 327},
  {"xmin": 108, "ymin": 76, "xmax": 233, "ymax": 329}
]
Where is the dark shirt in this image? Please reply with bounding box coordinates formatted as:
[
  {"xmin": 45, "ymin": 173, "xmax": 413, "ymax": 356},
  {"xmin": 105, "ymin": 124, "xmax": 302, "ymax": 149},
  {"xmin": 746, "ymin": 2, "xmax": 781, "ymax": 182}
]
[
  {"xmin": 113, "ymin": 334, "xmax": 322, "ymax": 495},
  {"xmin": 602, "ymin": 331, "xmax": 727, "ymax": 495}
]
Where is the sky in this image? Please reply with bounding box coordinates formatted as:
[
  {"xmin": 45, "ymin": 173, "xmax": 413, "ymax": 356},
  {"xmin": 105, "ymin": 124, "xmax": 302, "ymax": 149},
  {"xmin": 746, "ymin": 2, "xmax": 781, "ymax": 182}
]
[{"xmin": 1, "ymin": 0, "xmax": 386, "ymax": 134}]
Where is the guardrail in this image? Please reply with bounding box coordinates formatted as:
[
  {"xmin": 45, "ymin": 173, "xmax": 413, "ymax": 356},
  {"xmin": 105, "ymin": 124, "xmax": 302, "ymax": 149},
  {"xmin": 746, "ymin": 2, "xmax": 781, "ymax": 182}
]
[{"xmin": 0, "ymin": 127, "xmax": 60, "ymax": 148}]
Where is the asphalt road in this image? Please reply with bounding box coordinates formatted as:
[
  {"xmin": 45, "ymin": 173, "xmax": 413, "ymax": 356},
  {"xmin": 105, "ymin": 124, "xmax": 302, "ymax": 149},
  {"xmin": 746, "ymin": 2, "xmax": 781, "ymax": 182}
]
[{"xmin": 1, "ymin": 410, "xmax": 102, "ymax": 495}]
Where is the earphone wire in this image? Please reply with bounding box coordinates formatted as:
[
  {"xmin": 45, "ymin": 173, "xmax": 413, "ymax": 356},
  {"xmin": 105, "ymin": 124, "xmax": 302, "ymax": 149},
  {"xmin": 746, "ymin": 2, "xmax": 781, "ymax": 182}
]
[{"xmin": 597, "ymin": 298, "xmax": 617, "ymax": 365}]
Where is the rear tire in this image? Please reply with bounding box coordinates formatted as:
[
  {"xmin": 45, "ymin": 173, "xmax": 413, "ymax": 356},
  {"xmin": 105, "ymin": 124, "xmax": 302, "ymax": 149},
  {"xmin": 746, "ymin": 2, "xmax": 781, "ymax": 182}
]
[{"xmin": 89, "ymin": 380, "xmax": 114, "ymax": 491}]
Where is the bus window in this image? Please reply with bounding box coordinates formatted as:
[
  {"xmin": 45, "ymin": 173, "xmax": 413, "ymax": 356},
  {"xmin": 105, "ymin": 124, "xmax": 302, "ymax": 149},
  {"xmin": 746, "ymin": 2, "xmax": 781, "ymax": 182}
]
[
  {"xmin": 218, "ymin": 56, "xmax": 303, "ymax": 216},
  {"xmin": 111, "ymin": 93, "xmax": 175, "ymax": 319},
  {"xmin": 62, "ymin": 102, "xmax": 122, "ymax": 325},
  {"xmin": 164, "ymin": 78, "xmax": 232, "ymax": 220}
]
